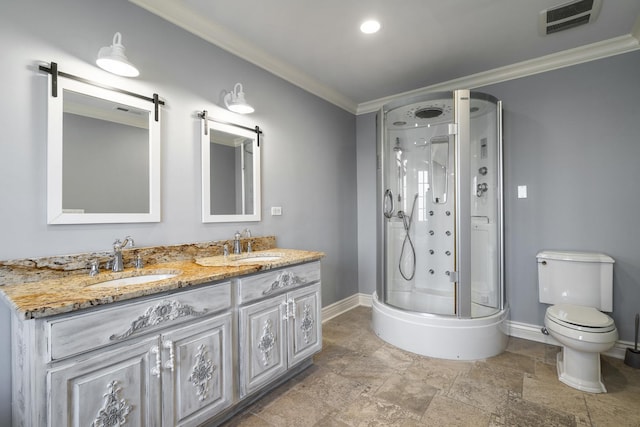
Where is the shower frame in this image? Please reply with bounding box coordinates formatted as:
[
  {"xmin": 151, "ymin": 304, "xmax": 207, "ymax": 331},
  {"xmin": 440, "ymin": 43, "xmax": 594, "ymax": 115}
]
[{"xmin": 373, "ymin": 89, "xmax": 508, "ymax": 360}]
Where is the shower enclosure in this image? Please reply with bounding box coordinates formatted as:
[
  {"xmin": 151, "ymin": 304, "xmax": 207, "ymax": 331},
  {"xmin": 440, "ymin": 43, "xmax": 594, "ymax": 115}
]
[{"xmin": 372, "ymin": 90, "xmax": 508, "ymax": 360}]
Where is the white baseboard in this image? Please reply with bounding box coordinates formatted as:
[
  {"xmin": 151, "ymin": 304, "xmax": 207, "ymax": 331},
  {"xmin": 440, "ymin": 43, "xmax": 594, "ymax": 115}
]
[
  {"xmin": 321, "ymin": 294, "xmax": 361, "ymax": 322},
  {"xmin": 359, "ymin": 293, "xmax": 373, "ymax": 307},
  {"xmin": 323, "ymin": 293, "xmax": 629, "ymax": 360}
]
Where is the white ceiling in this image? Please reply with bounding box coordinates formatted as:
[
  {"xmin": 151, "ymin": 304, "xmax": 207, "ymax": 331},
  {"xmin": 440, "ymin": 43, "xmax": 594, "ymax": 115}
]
[{"xmin": 131, "ymin": 0, "xmax": 640, "ymax": 113}]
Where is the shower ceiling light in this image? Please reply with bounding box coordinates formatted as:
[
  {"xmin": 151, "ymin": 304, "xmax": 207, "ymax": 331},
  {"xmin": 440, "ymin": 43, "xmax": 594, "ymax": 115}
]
[
  {"xmin": 360, "ymin": 20, "xmax": 381, "ymax": 34},
  {"xmin": 96, "ymin": 32, "xmax": 139, "ymax": 77},
  {"xmin": 224, "ymin": 83, "xmax": 255, "ymax": 114}
]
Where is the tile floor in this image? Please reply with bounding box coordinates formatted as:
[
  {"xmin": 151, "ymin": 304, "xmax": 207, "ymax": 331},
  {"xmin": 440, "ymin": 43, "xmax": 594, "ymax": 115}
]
[{"xmin": 223, "ymin": 306, "xmax": 640, "ymax": 426}]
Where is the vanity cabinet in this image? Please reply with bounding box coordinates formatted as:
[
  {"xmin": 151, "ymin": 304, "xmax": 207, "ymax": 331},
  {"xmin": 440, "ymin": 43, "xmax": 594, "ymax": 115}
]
[
  {"xmin": 9, "ymin": 258, "xmax": 323, "ymax": 426},
  {"xmin": 12, "ymin": 283, "xmax": 233, "ymax": 427},
  {"xmin": 236, "ymin": 261, "xmax": 322, "ymax": 398}
]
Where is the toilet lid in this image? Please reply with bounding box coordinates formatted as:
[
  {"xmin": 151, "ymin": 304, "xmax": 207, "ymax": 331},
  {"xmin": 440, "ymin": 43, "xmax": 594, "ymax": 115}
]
[{"xmin": 547, "ymin": 304, "xmax": 615, "ymax": 329}]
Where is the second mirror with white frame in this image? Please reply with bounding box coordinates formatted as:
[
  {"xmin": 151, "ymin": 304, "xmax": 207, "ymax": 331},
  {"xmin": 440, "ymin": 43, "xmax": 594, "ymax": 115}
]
[{"xmin": 201, "ymin": 118, "xmax": 261, "ymax": 223}]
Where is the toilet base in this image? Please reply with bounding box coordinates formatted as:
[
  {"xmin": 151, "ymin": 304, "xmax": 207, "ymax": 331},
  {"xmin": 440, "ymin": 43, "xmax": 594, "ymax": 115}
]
[{"xmin": 556, "ymin": 347, "xmax": 607, "ymax": 393}]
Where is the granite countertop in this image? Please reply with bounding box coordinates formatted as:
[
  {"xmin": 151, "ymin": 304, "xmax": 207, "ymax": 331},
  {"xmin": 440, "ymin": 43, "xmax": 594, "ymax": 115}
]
[{"xmin": 1, "ymin": 248, "xmax": 324, "ymax": 320}]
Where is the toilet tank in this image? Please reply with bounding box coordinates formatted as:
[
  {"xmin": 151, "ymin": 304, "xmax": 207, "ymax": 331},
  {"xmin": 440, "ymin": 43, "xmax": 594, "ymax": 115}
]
[{"xmin": 537, "ymin": 250, "xmax": 615, "ymax": 312}]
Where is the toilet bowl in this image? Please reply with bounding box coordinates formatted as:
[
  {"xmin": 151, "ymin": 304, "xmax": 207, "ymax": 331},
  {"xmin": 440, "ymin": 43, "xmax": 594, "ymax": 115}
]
[{"xmin": 544, "ymin": 304, "xmax": 617, "ymax": 393}]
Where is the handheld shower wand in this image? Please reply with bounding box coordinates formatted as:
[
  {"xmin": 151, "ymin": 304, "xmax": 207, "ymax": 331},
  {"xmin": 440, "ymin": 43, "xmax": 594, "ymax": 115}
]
[{"xmin": 398, "ymin": 193, "xmax": 418, "ymax": 281}]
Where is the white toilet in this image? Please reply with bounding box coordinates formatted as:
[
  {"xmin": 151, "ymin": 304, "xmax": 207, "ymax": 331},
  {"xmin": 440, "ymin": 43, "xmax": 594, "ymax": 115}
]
[{"xmin": 537, "ymin": 250, "xmax": 618, "ymax": 393}]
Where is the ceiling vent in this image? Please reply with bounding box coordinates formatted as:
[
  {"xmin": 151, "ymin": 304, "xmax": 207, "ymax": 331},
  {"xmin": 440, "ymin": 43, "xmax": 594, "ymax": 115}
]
[{"xmin": 539, "ymin": 0, "xmax": 602, "ymax": 35}]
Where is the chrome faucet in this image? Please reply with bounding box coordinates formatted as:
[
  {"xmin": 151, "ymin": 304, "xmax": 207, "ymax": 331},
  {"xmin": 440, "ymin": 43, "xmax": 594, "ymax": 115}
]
[
  {"xmin": 233, "ymin": 231, "xmax": 242, "ymax": 255},
  {"xmin": 112, "ymin": 236, "xmax": 134, "ymax": 272},
  {"xmin": 89, "ymin": 260, "xmax": 100, "ymax": 276},
  {"xmin": 243, "ymin": 228, "xmax": 252, "ymax": 253}
]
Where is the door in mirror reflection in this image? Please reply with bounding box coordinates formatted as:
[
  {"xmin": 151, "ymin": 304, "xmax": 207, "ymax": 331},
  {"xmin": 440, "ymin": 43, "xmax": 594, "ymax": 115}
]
[
  {"xmin": 201, "ymin": 119, "xmax": 261, "ymax": 223},
  {"xmin": 209, "ymin": 130, "xmax": 253, "ymax": 215}
]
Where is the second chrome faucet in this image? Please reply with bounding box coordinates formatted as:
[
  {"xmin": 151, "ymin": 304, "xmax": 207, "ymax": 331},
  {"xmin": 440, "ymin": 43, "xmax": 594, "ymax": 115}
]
[
  {"xmin": 111, "ymin": 236, "xmax": 135, "ymax": 272},
  {"xmin": 231, "ymin": 229, "xmax": 252, "ymax": 255}
]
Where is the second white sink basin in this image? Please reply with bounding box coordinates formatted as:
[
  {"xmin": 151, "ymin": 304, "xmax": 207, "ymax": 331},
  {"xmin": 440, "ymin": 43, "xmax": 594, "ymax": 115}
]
[
  {"xmin": 236, "ymin": 255, "xmax": 283, "ymax": 263},
  {"xmin": 88, "ymin": 273, "xmax": 179, "ymax": 289},
  {"xmin": 194, "ymin": 252, "xmax": 284, "ymax": 267}
]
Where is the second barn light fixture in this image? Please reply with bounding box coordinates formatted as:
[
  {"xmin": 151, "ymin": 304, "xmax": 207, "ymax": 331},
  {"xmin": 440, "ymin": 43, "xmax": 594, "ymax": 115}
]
[{"xmin": 224, "ymin": 83, "xmax": 254, "ymax": 114}]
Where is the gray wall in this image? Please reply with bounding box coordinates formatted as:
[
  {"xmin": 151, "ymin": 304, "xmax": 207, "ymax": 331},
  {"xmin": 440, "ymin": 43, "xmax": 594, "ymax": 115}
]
[
  {"xmin": 480, "ymin": 49, "xmax": 640, "ymax": 342},
  {"xmin": 356, "ymin": 50, "xmax": 640, "ymax": 344},
  {"xmin": 0, "ymin": 0, "xmax": 358, "ymax": 422}
]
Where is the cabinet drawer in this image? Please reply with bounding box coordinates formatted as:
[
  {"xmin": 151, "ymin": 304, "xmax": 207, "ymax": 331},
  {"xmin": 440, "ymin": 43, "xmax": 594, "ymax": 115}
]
[
  {"xmin": 47, "ymin": 282, "xmax": 231, "ymax": 361},
  {"xmin": 235, "ymin": 261, "xmax": 320, "ymax": 304}
]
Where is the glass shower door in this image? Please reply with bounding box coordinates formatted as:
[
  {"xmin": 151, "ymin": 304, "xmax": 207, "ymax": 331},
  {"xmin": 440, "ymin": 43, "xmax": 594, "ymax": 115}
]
[
  {"xmin": 381, "ymin": 90, "xmax": 503, "ymax": 319},
  {"xmin": 384, "ymin": 120, "xmax": 457, "ymax": 316}
]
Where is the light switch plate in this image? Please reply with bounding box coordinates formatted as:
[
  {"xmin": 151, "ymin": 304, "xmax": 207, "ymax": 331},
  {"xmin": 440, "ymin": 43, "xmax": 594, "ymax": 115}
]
[
  {"xmin": 271, "ymin": 206, "xmax": 282, "ymax": 216},
  {"xmin": 517, "ymin": 185, "xmax": 527, "ymax": 199}
]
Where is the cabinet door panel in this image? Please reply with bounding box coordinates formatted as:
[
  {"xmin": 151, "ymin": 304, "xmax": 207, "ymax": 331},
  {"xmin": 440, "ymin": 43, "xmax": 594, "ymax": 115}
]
[
  {"xmin": 238, "ymin": 297, "xmax": 287, "ymax": 398},
  {"xmin": 48, "ymin": 336, "xmax": 161, "ymax": 427},
  {"xmin": 288, "ymin": 283, "xmax": 323, "ymax": 367},
  {"xmin": 162, "ymin": 313, "xmax": 233, "ymax": 427}
]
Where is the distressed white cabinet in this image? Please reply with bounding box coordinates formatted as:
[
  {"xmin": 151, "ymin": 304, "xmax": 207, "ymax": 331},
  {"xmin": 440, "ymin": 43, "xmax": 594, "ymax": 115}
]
[
  {"xmin": 12, "ymin": 282, "xmax": 233, "ymax": 427},
  {"xmin": 10, "ymin": 259, "xmax": 323, "ymax": 426},
  {"xmin": 237, "ymin": 262, "xmax": 322, "ymax": 398}
]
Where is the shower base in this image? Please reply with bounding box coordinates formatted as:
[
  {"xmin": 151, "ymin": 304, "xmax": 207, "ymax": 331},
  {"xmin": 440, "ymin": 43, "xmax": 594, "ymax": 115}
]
[
  {"xmin": 371, "ymin": 291, "xmax": 509, "ymax": 360},
  {"xmin": 385, "ymin": 289, "xmax": 498, "ymax": 317}
]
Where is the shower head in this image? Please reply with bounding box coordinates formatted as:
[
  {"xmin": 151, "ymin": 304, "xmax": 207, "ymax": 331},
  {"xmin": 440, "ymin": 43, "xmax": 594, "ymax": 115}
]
[
  {"xmin": 415, "ymin": 107, "xmax": 443, "ymax": 119},
  {"xmin": 393, "ymin": 137, "xmax": 403, "ymax": 152}
]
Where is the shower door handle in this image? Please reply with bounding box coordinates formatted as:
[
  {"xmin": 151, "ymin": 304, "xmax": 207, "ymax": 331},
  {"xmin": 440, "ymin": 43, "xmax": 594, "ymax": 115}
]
[{"xmin": 383, "ymin": 189, "xmax": 394, "ymax": 219}]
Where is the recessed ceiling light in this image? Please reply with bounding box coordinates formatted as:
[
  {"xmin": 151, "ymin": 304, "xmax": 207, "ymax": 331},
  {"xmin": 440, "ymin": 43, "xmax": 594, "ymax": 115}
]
[{"xmin": 360, "ymin": 20, "xmax": 381, "ymax": 34}]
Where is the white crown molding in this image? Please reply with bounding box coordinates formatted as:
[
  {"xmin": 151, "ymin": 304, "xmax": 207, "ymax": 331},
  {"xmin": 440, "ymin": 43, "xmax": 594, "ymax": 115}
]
[
  {"xmin": 129, "ymin": 0, "xmax": 358, "ymax": 113},
  {"xmin": 131, "ymin": 0, "xmax": 638, "ymax": 116},
  {"xmin": 357, "ymin": 34, "xmax": 640, "ymax": 115}
]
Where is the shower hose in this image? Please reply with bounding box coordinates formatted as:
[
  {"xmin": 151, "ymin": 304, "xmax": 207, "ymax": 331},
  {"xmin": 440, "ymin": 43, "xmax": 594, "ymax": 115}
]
[{"xmin": 398, "ymin": 193, "xmax": 418, "ymax": 281}]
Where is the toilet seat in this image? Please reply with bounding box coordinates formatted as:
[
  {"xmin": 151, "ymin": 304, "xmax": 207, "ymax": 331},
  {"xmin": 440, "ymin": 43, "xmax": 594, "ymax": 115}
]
[{"xmin": 546, "ymin": 304, "xmax": 615, "ymax": 332}]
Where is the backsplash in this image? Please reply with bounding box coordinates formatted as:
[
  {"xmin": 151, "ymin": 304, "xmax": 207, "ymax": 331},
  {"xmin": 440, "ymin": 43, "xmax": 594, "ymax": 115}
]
[{"xmin": 0, "ymin": 236, "xmax": 276, "ymax": 286}]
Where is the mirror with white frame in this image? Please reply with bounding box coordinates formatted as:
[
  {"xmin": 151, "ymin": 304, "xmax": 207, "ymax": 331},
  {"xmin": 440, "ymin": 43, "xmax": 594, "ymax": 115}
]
[
  {"xmin": 47, "ymin": 76, "xmax": 161, "ymax": 224},
  {"xmin": 201, "ymin": 118, "xmax": 261, "ymax": 223}
]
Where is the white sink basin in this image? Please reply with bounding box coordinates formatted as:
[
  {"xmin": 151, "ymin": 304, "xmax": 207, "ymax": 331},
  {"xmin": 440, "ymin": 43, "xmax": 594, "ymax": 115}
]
[
  {"xmin": 195, "ymin": 252, "xmax": 284, "ymax": 267},
  {"xmin": 236, "ymin": 255, "xmax": 283, "ymax": 263},
  {"xmin": 88, "ymin": 273, "xmax": 178, "ymax": 289}
]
